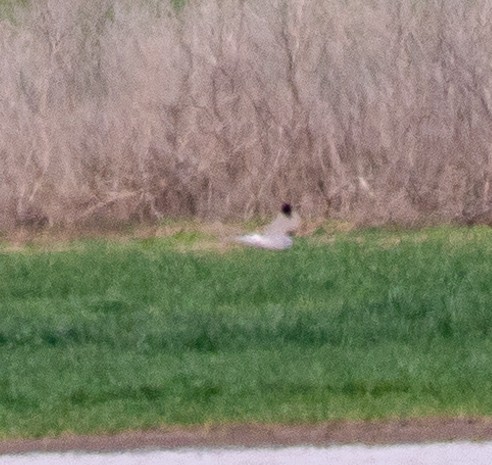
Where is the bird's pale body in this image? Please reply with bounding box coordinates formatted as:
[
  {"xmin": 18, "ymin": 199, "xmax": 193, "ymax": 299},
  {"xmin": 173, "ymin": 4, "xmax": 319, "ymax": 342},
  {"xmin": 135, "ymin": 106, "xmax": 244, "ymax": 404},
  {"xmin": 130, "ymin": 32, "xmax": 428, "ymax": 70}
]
[{"xmin": 234, "ymin": 203, "xmax": 300, "ymax": 250}]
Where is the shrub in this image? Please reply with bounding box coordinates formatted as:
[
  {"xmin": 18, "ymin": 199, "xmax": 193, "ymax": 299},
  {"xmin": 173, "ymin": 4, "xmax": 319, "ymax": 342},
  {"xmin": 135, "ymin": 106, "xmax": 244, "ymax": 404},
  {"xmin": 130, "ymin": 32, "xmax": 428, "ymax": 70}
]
[{"xmin": 1, "ymin": 0, "xmax": 492, "ymax": 230}]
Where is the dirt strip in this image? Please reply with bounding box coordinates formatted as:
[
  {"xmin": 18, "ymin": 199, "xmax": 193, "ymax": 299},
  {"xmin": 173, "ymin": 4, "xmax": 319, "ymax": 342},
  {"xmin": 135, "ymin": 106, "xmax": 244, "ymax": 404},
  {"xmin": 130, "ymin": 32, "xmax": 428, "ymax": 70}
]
[{"xmin": 1, "ymin": 417, "xmax": 492, "ymax": 454}]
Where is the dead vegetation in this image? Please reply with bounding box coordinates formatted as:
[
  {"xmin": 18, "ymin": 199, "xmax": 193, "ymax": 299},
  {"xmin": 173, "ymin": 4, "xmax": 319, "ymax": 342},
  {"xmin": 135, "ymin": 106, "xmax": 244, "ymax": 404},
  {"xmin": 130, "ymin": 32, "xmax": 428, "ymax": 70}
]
[{"xmin": 2, "ymin": 0, "xmax": 492, "ymax": 231}]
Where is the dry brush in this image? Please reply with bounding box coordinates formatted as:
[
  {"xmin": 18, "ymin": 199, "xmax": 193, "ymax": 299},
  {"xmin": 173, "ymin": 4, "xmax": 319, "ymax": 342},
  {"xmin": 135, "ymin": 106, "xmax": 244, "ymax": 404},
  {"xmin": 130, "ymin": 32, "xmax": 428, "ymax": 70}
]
[{"xmin": 1, "ymin": 0, "xmax": 492, "ymax": 231}]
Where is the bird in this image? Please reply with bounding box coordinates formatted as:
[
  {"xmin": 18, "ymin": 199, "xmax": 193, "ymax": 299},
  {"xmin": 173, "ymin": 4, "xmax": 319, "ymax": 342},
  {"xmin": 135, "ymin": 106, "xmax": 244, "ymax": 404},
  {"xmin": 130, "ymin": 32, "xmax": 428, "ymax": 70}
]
[{"xmin": 234, "ymin": 203, "xmax": 301, "ymax": 250}]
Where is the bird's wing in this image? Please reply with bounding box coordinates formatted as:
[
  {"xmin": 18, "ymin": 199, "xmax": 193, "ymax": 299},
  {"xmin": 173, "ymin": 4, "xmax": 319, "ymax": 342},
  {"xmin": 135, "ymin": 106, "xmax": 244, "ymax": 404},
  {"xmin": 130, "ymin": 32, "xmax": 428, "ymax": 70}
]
[
  {"xmin": 234, "ymin": 234, "xmax": 264, "ymax": 247},
  {"xmin": 234, "ymin": 233, "xmax": 292, "ymax": 250}
]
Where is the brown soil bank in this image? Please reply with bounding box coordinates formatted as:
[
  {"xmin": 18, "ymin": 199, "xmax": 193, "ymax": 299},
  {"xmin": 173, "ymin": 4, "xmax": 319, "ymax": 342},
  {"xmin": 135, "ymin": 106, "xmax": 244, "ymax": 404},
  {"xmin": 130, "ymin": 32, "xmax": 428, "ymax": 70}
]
[{"xmin": 2, "ymin": 417, "xmax": 492, "ymax": 454}]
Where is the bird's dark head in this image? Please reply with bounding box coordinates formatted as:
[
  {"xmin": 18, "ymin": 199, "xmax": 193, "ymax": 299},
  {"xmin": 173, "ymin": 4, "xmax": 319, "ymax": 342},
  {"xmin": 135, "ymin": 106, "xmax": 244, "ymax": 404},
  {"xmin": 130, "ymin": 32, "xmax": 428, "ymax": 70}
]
[{"xmin": 281, "ymin": 203, "xmax": 292, "ymax": 217}]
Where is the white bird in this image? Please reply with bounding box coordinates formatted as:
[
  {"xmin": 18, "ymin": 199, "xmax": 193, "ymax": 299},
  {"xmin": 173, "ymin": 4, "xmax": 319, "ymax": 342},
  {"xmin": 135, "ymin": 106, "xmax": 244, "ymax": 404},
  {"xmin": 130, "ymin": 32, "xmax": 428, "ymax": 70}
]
[{"xmin": 234, "ymin": 203, "xmax": 301, "ymax": 250}]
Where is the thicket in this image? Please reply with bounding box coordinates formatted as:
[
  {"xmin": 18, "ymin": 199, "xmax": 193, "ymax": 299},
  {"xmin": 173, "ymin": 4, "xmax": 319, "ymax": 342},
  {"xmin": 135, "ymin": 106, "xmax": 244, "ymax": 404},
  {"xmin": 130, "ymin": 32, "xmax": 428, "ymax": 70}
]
[{"xmin": 2, "ymin": 0, "xmax": 492, "ymax": 230}]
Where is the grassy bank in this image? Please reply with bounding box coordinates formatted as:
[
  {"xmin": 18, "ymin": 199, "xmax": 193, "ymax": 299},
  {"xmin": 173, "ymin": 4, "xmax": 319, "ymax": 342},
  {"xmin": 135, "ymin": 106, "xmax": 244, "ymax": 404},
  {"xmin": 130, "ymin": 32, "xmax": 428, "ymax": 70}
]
[{"xmin": 1, "ymin": 225, "xmax": 492, "ymax": 438}]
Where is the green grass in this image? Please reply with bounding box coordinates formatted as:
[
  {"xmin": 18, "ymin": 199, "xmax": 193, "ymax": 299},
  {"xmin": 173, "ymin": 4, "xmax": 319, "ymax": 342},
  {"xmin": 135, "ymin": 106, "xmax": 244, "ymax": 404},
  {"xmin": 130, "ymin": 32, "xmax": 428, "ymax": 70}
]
[
  {"xmin": 0, "ymin": 0, "xmax": 27, "ymax": 19},
  {"xmin": 1, "ymin": 225, "xmax": 492, "ymax": 438},
  {"xmin": 0, "ymin": 0, "xmax": 185, "ymax": 20}
]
